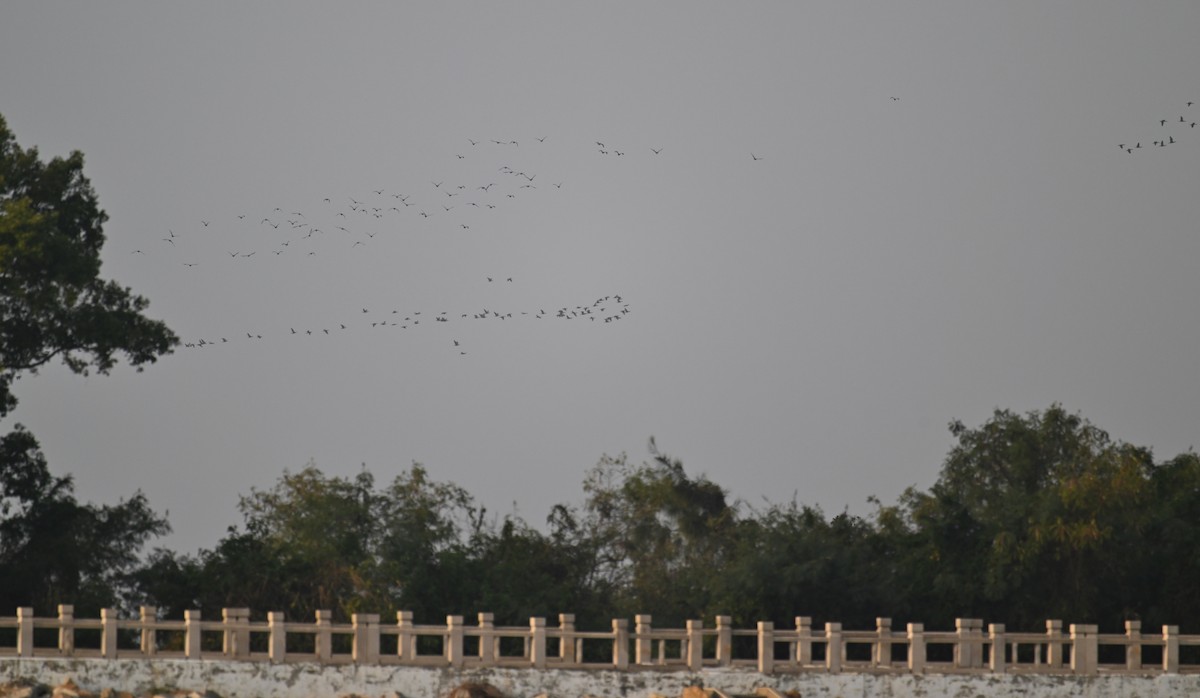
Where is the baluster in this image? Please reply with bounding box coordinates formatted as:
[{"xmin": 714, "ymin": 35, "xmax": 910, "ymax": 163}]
[
  {"xmin": 795, "ymin": 617, "xmax": 812, "ymax": 666},
  {"xmin": 907, "ymin": 623, "xmax": 924, "ymax": 673},
  {"xmin": 989, "ymin": 624, "xmax": 1006, "ymax": 673},
  {"xmin": 315, "ymin": 610, "xmax": 332, "ymax": 662},
  {"xmin": 530, "ymin": 617, "xmax": 547, "ymax": 669},
  {"xmin": 1046, "ymin": 620, "xmax": 1064, "ymax": 669},
  {"xmin": 1124, "ymin": 620, "xmax": 1141, "ymax": 671},
  {"xmin": 559, "ymin": 614, "xmax": 576, "ymax": 665},
  {"xmin": 612, "ymin": 618, "xmax": 629, "ymax": 670},
  {"xmin": 1163, "ymin": 625, "xmax": 1179, "ymax": 673},
  {"xmin": 268, "ymin": 612, "xmax": 286, "ymax": 662},
  {"xmin": 477, "ymin": 613, "xmax": 495, "ymax": 664},
  {"xmin": 397, "ymin": 611, "xmax": 415, "ymax": 661},
  {"xmin": 446, "ymin": 615, "xmax": 464, "ymax": 668},
  {"xmin": 635, "ymin": 614, "xmax": 652, "ymax": 665},
  {"xmin": 185, "ymin": 610, "xmax": 201, "ymax": 659},
  {"xmin": 140, "ymin": 606, "xmax": 158, "ymax": 656},
  {"xmin": 57, "ymin": 605, "xmax": 74, "ymax": 656},
  {"xmin": 825, "ymin": 622, "xmax": 842, "ymax": 673},
  {"xmin": 874, "ymin": 617, "xmax": 892, "ymax": 668},
  {"xmin": 101, "ymin": 608, "xmax": 118, "ymax": 659},
  {"xmin": 686, "ymin": 620, "xmax": 704, "ymax": 671},
  {"xmin": 757, "ymin": 621, "xmax": 774, "ymax": 674},
  {"xmin": 1070, "ymin": 624, "xmax": 1097, "ymax": 676},
  {"xmin": 353, "ymin": 613, "xmax": 380, "ymax": 664},
  {"xmin": 17, "ymin": 607, "xmax": 34, "ymax": 658},
  {"xmin": 716, "ymin": 615, "xmax": 733, "ymax": 667}
]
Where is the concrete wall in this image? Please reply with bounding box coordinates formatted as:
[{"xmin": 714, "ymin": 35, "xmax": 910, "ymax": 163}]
[{"xmin": 3, "ymin": 658, "xmax": 1200, "ymax": 698}]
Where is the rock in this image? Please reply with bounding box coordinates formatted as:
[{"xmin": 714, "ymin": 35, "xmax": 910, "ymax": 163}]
[
  {"xmin": 1, "ymin": 684, "xmax": 52, "ymax": 698},
  {"xmin": 447, "ymin": 683, "xmax": 505, "ymax": 698},
  {"xmin": 51, "ymin": 678, "xmax": 83, "ymax": 698}
]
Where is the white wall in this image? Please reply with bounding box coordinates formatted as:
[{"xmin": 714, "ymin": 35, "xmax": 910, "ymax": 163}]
[{"xmin": 3, "ymin": 658, "xmax": 1199, "ymax": 698}]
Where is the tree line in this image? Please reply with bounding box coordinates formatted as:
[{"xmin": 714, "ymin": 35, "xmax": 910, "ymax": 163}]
[
  {"xmin": 4, "ymin": 404, "xmax": 1200, "ymax": 634},
  {"xmin": 3, "ymin": 112, "xmax": 1199, "ymax": 634}
]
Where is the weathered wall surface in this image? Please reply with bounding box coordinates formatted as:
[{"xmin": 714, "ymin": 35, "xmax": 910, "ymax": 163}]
[{"xmin": 3, "ymin": 658, "xmax": 1199, "ymax": 698}]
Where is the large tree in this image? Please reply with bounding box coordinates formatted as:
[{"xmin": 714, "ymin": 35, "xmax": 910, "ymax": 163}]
[
  {"xmin": 0, "ymin": 113, "xmax": 177, "ymax": 416},
  {"xmin": 0, "ymin": 113, "xmax": 176, "ymax": 612},
  {"xmin": 884, "ymin": 405, "xmax": 1162, "ymax": 628},
  {"xmin": 0, "ymin": 425, "xmax": 169, "ymax": 613}
]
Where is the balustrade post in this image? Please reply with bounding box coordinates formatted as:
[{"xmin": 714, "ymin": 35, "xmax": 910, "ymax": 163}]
[
  {"xmin": 1125, "ymin": 620, "xmax": 1142, "ymax": 670},
  {"xmin": 353, "ymin": 613, "xmax": 380, "ymax": 664},
  {"xmin": 268, "ymin": 612, "xmax": 286, "ymax": 662},
  {"xmin": 444, "ymin": 615, "xmax": 464, "ymax": 667},
  {"xmin": 559, "ymin": 614, "xmax": 576, "ymax": 664},
  {"xmin": 825, "ymin": 622, "xmax": 842, "ymax": 673},
  {"xmin": 530, "ymin": 617, "xmax": 547, "ymax": 669},
  {"xmin": 1070, "ymin": 624, "xmax": 1097, "ymax": 676},
  {"xmin": 222, "ymin": 607, "xmax": 250, "ymax": 658},
  {"xmin": 874, "ymin": 617, "xmax": 892, "ymax": 668},
  {"xmin": 1046, "ymin": 620, "xmax": 1064, "ymax": 669},
  {"xmin": 397, "ymin": 611, "xmax": 415, "ymax": 661},
  {"xmin": 185, "ymin": 610, "xmax": 202, "ymax": 659},
  {"xmin": 477, "ymin": 613, "xmax": 495, "ymax": 664},
  {"xmin": 236, "ymin": 608, "xmax": 250, "ymax": 658},
  {"xmin": 686, "ymin": 620, "xmax": 704, "ymax": 671},
  {"xmin": 221, "ymin": 608, "xmax": 233, "ymax": 657},
  {"xmin": 989, "ymin": 624, "xmax": 1006, "ymax": 674},
  {"xmin": 716, "ymin": 615, "xmax": 733, "ymax": 667},
  {"xmin": 757, "ymin": 621, "xmax": 775, "ymax": 674},
  {"xmin": 17, "ymin": 607, "xmax": 34, "ymax": 657},
  {"xmin": 795, "ymin": 617, "xmax": 812, "ymax": 666},
  {"xmin": 634, "ymin": 614, "xmax": 652, "ymax": 665},
  {"xmin": 315, "ymin": 610, "xmax": 332, "ymax": 661},
  {"xmin": 57, "ymin": 605, "xmax": 74, "ymax": 656},
  {"xmin": 907, "ymin": 623, "xmax": 925, "ymax": 673},
  {"xmin": 140, "ymin": 606, "xmax": 158, "ymax": 656},
  {"xmin": 612, "ymin": 618, "xmax": 629, "ymax": 670},
  {"xmin": 101, "ymin": 608, "xmax": 118, "ymax": 659},
  {"xmin": 1163, "ymin": 625, "xmax": 1179, "ymax": 673},
  {"xmin": 954, "ymin": 618, "xmax": 982, "ymax": 669}
]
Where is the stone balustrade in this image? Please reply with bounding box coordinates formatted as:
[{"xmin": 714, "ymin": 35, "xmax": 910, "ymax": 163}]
[{"xmin": 1, "ymin": 607, "xmax": 1196, "ymax": 676}]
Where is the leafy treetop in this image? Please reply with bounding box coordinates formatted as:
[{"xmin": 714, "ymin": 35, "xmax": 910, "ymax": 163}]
[{"xmin": 0, "ymin": 113, "xmax": 177, "ymax": 418}]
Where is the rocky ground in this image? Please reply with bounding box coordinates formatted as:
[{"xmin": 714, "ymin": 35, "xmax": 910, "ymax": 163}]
[{"xmin": 0, "ymin": 680, "xmax": 548, "ymax": 698}]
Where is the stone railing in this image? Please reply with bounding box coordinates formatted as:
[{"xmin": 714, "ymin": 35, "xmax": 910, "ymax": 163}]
[{"xmin": 1, "ymin": 606, "xmax": 1197, "ymax": 675}]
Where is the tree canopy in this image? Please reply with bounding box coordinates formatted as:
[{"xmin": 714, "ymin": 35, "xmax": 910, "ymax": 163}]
[
  {"xmin": 0, "ymin": 113, "xmax": 177, "ymax": 417},
  {"xmin": 0, "ymin": 113, "xmax": 175, "ymax": 613},
  {"xmin": 129, "ymin": 407, "xmax": 1200, "ymax": 633}
]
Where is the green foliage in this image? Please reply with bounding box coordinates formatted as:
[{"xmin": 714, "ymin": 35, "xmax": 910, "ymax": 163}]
[
  {"xmin": 134, "ymin": 408, "xmax": 1200, "ymax": 634},
  {"xmin": 0, "ymin": 113, "xmax": 174, "ymax": 615},
  {"xmin": 0, "ymin": 425, "xmax": 169, "ymax": 614},
  {"xmin": 138, "ymin": 463, "xmax": 484, "ymax": 623},
  {"xmin": 0, "ymin": 113, "xmax": 177, "ymax": 417},
  {"xmin": 581, "ymin": 439, "xmax": 736, "ymax": 624},
  {"xmin": 884, "ymin": 405, "xmax": 1166, "ymax": 628}
]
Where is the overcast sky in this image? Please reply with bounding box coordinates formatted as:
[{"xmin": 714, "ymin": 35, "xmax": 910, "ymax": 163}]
[{"xmin": 3, "ymin": 2, "xmax": 1200, "ymax": 554}]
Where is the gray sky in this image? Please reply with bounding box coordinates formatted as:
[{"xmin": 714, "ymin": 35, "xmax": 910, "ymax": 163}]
[{"xmin": 3, "ymin": 2, "xmax": 1200, "ymax": 554}]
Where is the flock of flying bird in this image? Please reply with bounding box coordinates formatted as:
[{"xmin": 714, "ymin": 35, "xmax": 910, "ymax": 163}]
[
  {"xmin": 1117, "ymin": 101, "xmax": 1199, "ymax": 154},
  {"xmin": 134, "ymin": 136, "xmax": 655, "ymax": 355}
]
